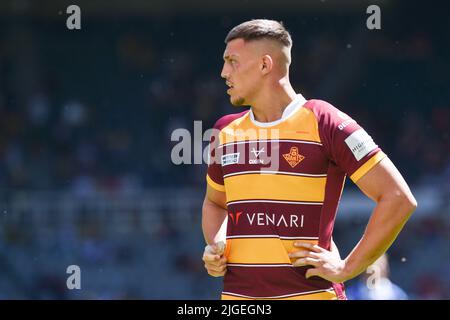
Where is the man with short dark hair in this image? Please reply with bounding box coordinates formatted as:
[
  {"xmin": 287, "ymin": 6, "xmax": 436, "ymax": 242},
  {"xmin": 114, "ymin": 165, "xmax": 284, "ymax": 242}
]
[{"xmin": 202, "ymin": 19, "xmax": 417, "ymax": 300}]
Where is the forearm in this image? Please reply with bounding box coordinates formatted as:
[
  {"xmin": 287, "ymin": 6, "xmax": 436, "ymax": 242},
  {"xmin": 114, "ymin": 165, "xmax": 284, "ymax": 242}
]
[
  {"xmin": 202, "ymin": 198, "xmax": 228, "ymax": 245},
  {"xmin": 343, "ymin": 195, "xmax": 416, "ymax": 280}
]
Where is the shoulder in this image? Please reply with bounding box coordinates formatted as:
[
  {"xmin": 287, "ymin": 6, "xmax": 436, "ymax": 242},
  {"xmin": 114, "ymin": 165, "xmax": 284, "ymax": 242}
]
[
  {"xmin": 303, "ymin": 99, "xmax": 356, "ymax": 132},
  {"xmin": 303, "ymin": 99, "xmax": 347, "ymax": 119},
  {"xmin": 213, "ymin": 110, "xmax": 250, "ymax": 130}
]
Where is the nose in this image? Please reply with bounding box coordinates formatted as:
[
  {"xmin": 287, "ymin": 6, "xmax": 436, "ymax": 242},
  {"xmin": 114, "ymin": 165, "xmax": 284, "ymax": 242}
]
[{"xmin": 221, "ymin": 63, "xmax": 229, "ymax": 80}]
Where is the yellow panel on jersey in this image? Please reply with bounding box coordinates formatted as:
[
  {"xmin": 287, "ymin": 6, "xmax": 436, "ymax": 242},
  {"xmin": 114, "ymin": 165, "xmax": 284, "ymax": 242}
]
[
  {"xmin": 219, "ymin": 107, "xmax": 322, "ymax": 145},
  {"xmin": 281, "ymin": 239, "xmax": 319, "ymax": 256},
  {"xmin": 226, "ymin": 238, "xmax": 318, "ymax": 264},
  {"xmin": 226, "ymin": 238, "xmax": 290, "ymax": 264},
  {"xmin": 224, "ymin": 174, "xmax": 326, "ymax": 203}
]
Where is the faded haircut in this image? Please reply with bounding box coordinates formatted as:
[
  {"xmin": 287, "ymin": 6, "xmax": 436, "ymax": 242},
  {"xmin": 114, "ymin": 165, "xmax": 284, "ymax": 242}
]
[{"xmin": 225, "ymin": 19, "xmax": 292, "ymax": 48}]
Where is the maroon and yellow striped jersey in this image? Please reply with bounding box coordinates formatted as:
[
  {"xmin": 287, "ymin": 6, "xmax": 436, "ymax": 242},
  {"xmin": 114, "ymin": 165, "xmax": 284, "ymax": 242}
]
[{"xmin": 206, "ymin": 95, "xmax": 386, "ymax": 300}]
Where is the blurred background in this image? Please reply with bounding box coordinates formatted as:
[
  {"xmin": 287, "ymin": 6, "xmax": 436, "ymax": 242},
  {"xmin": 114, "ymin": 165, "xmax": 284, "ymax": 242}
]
[{"xmin": 0, "ymin": 0, "xmax": 449, "ymax": 299}]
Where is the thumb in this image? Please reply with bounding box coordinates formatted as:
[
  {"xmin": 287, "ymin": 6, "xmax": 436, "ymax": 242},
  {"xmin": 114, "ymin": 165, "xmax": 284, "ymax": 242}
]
[{"xmin": 305, "ymin": 268, "xmax": 320, "ymax": 279}]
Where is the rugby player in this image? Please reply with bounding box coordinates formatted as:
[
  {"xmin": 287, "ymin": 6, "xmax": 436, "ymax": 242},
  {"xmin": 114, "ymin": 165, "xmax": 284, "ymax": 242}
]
[{"xmin": 202, "ymin": 19, "xmax": 417, "ymax": 300}]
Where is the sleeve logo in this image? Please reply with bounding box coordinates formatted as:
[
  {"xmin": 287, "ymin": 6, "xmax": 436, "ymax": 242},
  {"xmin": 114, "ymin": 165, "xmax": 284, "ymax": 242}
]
[
  {"xmin": 221, "ymin": 152, "xmax": 240, "ymax": 166},
  {"xmin": 344, "ymin": 129, "xmax": 377, "ymax": 161}
]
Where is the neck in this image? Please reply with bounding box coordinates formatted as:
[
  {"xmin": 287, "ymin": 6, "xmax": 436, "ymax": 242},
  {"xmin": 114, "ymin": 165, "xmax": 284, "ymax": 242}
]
[{"xmin": 250, "ymin": 77, "xmax": 297, "ymax": 122}]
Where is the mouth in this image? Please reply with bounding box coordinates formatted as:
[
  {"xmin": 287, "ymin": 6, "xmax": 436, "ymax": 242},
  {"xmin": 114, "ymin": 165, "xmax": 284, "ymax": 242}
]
[{"xmin": 226, "ymin": 82, "xmax": 234, "ymax": 94}]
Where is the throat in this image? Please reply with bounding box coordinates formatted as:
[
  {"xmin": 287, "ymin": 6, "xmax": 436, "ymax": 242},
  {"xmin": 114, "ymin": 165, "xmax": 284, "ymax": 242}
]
[{"xmin": 251, "ymin": 108, "xmax": 284, "ymax": 123}]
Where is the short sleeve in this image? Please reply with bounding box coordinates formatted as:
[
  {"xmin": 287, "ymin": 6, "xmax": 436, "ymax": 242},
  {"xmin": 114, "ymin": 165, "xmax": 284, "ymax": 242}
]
[
  {"xmin": 205, "ymin": 111, "xmax": 249, "ymax": 192},
  {"xmin": 206, "ymin": 127, "xmax": 225, "ymax": 192},
  {"xmin": 306, "ymin": 100, "xmax": 387, "ymax": 183}
]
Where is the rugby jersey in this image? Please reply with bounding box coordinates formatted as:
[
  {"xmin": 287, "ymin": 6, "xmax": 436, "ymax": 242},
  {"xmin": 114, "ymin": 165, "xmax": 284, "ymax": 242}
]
[{"xmin": 206, "ymin": 94, "xmax": 386, "ymax": 300}]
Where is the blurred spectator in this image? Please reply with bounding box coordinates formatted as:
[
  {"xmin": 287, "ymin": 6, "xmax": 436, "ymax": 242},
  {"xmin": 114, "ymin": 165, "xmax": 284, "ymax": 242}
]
[{"xmin": 346, "ymin": 254, "xmax": 408, "ymax": 300}]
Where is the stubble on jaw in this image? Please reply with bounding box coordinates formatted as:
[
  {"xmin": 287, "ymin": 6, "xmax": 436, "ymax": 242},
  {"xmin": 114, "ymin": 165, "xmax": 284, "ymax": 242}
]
[{"xmin": 232, "ymin": 96, "xmax": 245, "ymax": 106}]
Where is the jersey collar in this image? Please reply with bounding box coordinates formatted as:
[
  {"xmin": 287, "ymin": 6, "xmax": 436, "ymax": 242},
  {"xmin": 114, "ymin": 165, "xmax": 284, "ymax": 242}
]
[{"xmin": 249, "ymin": 93, "xmax": 307, "ymax": 127}]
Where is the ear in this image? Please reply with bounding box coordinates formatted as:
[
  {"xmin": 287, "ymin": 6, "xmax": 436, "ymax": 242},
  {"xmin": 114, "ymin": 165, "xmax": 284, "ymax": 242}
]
[{"xmin": 260, "ymin": 55, "xmax": 273, "ymax": 75}]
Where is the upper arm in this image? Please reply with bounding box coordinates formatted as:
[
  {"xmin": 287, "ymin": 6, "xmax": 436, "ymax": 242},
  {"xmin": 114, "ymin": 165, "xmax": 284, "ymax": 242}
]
[{"xmin": 355, "ymin": 157, "xmax": 417, "ymax": 206}]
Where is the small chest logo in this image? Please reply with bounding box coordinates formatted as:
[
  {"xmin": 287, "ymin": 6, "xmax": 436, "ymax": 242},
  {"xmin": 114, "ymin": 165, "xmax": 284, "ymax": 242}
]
[
  {"xmin": 283, "ymin": 146, "xmax": 305, "ymax": 168},
  {"xmin": 250, "ymin": 147, "xmax": 265, "ymax": 158},
  {"xmin": 249, "ymin": 147, "xmax": 265, "ymax": 164}
]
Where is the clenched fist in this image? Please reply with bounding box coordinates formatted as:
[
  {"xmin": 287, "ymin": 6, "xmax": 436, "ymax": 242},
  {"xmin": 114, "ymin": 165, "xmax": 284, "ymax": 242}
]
[{"xmin": 202, "ymin": 241, "xmax": 227, "ymax": 277}]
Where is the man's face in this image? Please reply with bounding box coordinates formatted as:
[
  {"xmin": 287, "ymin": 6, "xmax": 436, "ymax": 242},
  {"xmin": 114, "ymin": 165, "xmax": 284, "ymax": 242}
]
[{"xmin": 221, "ymin": 38, "xmax": 262, "ymax": 106}]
